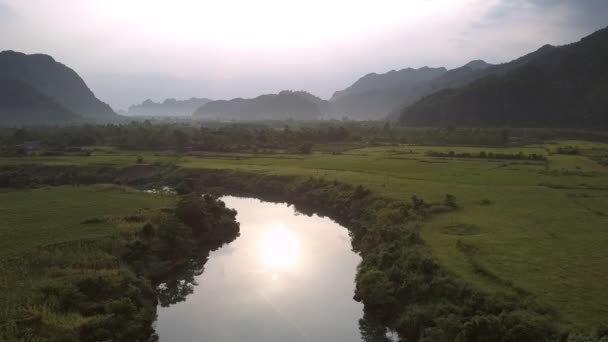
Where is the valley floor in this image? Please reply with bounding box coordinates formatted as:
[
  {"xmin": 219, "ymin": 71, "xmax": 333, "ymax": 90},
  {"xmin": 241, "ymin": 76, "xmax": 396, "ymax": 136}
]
[{"xmin": 2, "ymin": 140, "xmax": 608, "ymax": 331}]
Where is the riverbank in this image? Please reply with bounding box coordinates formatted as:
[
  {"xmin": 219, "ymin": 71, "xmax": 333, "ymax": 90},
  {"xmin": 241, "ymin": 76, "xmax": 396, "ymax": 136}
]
[
  {"xmin": 0, "ymin": 180, "xmax": 240, "ymax": 341},
  {"xmin": 1, "ymin": 164, "xmax": 580, "ymax": 341}
]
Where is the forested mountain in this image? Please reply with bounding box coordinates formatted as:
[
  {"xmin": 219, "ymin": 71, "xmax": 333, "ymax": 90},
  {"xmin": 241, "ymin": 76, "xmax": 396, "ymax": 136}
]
[
  {"xmin": 332, "ymin": 67, "xmax": 448, "ymax": 99},
  {"xmin": 399, "ymin": 26, "xmax": 608, "ymax": 127},
  {"xmin": 0, "ymin": 50, "xmax": 116, "ymax": 121},
  {"xmin": 426, "ymin": 60, "xmax": 493, "ymax": 91},
  {"xmin": 127, "ymin": 97, "xmax": 212, "ymax": 116},
  {"xmin": 329, "ymin": 61, "xmax": 500, "ymax": 120},
  {"xmin": 0, "ymin": 79, "xmax": 80, "ymax": 125},
  {"xmin": 194, "ymin": 91, "xmax": 324, "ymax": 120},
  {"xmin": 329, "ymin": 67, "xmax": 447, "ymax": 120}
]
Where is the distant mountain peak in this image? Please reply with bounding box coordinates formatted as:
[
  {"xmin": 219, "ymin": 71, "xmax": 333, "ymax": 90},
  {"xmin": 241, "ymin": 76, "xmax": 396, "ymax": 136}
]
[
  {"xmin": 327, "ymin": 65, "xmax": 453, "ymax": 119},
  {"xmin": 127, "ymin": 97, "xmax": 212, "ymax": 117},
  {"xmin": 539, "ymin": 44, "xmax": 555, "ymax": 50},
  {"xmin": 194, "ymin": 90, "xmax": 325, "ymax": 120},
  {"xmin": 464, "ymin": 60, "xmax": 492, "ymax": 70},
  {"xmin": 331, "ymin": 66, "xmax": 447, "ymax": 101},
  {"xmin": 0, "ymin": 50, "xmax": 116, "ymax": 122}
]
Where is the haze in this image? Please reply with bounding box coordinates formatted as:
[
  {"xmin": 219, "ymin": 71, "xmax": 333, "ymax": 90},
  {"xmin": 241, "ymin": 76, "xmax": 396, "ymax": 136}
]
[{"xmin": 1, "ymin": 0, "xmax": 607, "ymax": 109}]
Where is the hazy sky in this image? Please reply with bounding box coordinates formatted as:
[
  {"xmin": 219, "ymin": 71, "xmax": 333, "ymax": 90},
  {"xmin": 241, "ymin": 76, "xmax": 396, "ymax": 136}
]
[{"xmin": 1, "ymin": 0, "xmax": 607, "ymax": 109}]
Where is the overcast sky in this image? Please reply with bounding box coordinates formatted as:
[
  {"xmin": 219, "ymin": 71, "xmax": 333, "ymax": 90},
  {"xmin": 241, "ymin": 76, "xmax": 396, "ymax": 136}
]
[{"xmin": 1, "ymin": 0, "xmax": 607, "ymax": 110}]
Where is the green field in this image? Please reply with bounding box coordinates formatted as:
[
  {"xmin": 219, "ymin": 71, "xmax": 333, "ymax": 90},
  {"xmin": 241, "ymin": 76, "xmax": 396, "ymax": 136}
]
[
  {"xmin": 0, "ymin": 185, "xmax": 174, "ymax": 257},
  {"xmin": 2, "ymin": 140, "xmax": 608, "ymax": 330},
  {"xmin": 0, "ymin": 186, "xmax": 174, "ymax": 336}
]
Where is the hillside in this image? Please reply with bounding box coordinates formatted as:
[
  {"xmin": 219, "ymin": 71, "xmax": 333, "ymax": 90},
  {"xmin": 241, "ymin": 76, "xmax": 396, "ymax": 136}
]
[
  {"xmin": 127, "ymin": 97, "xmax": 211, "ymax": 116},
  {"xmin": 426, "ymin": 60, "xmax": 493, "ymax": 91},
  {"xmin": 0, "ymin": 79, "xmax": 80, "ymax": 125},
  {"xmin": 329, "ymin": 67, "xmax": 447, "ymax": 120},
  {"xmin": 194, "ymin": 91, "xmax": 324, "ymax": 120},
  {"xmin": 399, "ymin": 26, "xmax": 608, "ymax": 127},
  {"xmin": 0, "ymin": 50, "xmax": 116, "ymax": 121},
  {"xmin": 330, "ymin": 62, "xmax": 499, "ymax": 120}
]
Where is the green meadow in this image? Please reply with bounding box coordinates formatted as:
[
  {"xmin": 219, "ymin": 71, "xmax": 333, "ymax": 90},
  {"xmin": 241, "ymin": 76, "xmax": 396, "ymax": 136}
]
[
  {"xmin": 2, "ymin": 140, "xmax": 608, "ymax": 330},
  {"xmin": 0, "ymin": 185, "xmax": 175, "ymax": 256},
  {"xmin": 0, "ymin": 186, "xmax": 174, "ymax": 335}
]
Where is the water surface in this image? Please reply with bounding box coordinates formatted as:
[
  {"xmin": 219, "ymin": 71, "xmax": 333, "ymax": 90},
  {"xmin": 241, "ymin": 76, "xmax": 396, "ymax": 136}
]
[{"xmin": 155, "ymin": 196, "xmax": 394, "ymax": 342}]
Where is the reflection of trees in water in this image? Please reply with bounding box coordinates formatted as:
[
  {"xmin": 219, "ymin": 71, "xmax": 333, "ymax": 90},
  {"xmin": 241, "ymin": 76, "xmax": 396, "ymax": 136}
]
[
  {"xmin": 154, "ymin": 201, "xmax": 398, "ymax": 341},
  {"xmin": 359, "ymin": 312, "xmax": 398, "ymax": 342},
  {"xmin": 156, "ymin": 248, "xmax": 210, "ymax": 307}
]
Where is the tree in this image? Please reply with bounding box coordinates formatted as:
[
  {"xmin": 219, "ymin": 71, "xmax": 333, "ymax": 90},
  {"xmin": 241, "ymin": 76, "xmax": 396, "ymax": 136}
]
[
  {"xmin": 502, "ymin": 129, "xmax": 510, "ymax": 145},
  {"xmin": 12, "ymin": 128, "xmax": 28, "ymax": 144},
  {"xmin": 175, "ymin": 179, "xmax": 195, "ymax": 195},
  {"xmin": 173, "ymin": 129, "xmax": 189, "ymax": 152},
  {"xmin": 359, "ymin": 313, "xmax": 394, "ymax": 342},
  {"xmin": 175, "ymin": 194, "xmax": 208, "ymax": 236},
  {"xmin": 298, "ymin": 143, "xmax": 313, "ymax": 154},
  {"xmin": 444, "ymin": 194, "xmax": 458, "ymax": 209}
]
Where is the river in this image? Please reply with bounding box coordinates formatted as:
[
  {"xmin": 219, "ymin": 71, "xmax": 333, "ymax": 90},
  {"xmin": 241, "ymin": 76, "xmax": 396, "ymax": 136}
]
[{"xmin": 155, "ymin": 196, "xmax": 396, "ymax": 342}]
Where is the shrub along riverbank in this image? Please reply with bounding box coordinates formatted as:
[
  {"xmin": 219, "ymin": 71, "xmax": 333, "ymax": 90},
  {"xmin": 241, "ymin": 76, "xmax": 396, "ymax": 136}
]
[
  {"xmin": 166, "ymin": 168, "xmax": 566, "ymax": 342},
  {"xmin": 0, "ymin": 171, "xmax": 240, "ymax": 341},
  {"xmin": 1, "ymin": 164, "xmax": 606, "ymax": 341}
]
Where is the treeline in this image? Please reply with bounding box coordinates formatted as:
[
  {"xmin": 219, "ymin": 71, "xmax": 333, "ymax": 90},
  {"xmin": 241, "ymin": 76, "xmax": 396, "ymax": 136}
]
[
  {"xmin": 3, "ymin": 123, "xmax": 608, "ymax": 154},
  {"xmin": 425, "ymin": 150, "xmax": 547, "ymax": 161},
  {"xmin": 0, "ymin": 123, "xmax": 352, "ymax": 153},
  {"xmin": 555, "ymin": 146, "xmax": 580, "ymax": 155}
]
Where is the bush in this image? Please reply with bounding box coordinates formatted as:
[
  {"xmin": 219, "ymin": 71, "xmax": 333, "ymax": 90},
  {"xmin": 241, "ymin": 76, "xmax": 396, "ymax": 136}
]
[
  {"xmin": 444, "ymin": 194, "xmax": 458, "ymax": 209},
  {"xmin": 175, "ymin": 179, "xmax": 195, "ymax": 195},
  {"xmin": 298, "ymin": 143, "xmax": 313, "ymax": 154},
  {"xmin": 175, "ymin": 194, "xmax": 208, "ymax": 235}
]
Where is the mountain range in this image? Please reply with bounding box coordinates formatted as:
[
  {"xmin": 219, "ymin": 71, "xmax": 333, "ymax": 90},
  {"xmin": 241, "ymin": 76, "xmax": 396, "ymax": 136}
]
[
  {"xmin": 1, "ymin": 25, "xmax": 607, "ymax": 127},
  {"xmin": 0, "ymin": 50, "xmax": 116, "ymax": 124},
  {"xmin": 127, "ymin": 98, "xmax": 212, "ymax": 117},
  {"xmin": 398, "ymin": 26, "xmax": 608, "ymax": 127},
  {"xmin": 330, "ymin": 60, "xmax": 497, "ymax": 120},
  {"xmin": 194, "ymin": 91, "xmax": 325, "ymax": 120},
  {"xmin": 189, "ymin": 60, "xmax": 494, "ymax": 121},
  {"xmin": 329, "ymin": 66, "xmax": 448, "ymax": 120}
]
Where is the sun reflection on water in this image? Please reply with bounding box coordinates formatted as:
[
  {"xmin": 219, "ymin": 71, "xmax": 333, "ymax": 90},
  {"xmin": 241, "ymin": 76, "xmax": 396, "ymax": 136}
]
[{"xmin": 259, "ymin": 225, "xmax": 300, "ymax": 272}]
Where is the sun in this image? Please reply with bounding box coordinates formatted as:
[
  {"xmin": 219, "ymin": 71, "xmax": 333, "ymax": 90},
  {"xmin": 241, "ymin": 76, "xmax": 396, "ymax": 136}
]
[{"xmin": 259, "ymin": 226, "xmax": 300, "ymax": 272}]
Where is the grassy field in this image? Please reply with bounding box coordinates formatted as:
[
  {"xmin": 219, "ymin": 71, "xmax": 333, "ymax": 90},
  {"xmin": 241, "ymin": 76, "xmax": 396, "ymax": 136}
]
[
  {"xmin": 0, "ymin": 186, "xmax": 174, "ymax": 335},
  {"xmin": 0, "ymin": 185, "xmax": 174, "ymax": 257},
  {"xmin": 2, "ymin": 140, "xmax": 608, "ymax": 330}
]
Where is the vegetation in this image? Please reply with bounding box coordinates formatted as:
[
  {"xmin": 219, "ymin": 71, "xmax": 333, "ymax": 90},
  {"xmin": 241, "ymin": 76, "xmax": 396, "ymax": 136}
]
[
  {"xmin": 1, "ymin": 13, "xmax": 607, "ymax": 342},
  {"xmin": 1, "ymin": 124, "xmax": 608, "ymax": 340},
  {"xmin": 163, "ymin": 169, "xmax": 563, "ymax": 341},
  {"xmin": 0, "ymin": 185, "xmax": 240, "ymax": 341},
  {"xmin": 555, "ymin": 146, "xmax": 580, "ymax": 155},
  {"xmin": 425, "ymin": 150, "xmax": 547, "ymax": 161},
  {"xmin": 1, "ymin": 164, "xmax": 565, "ymax": 340},
  {"xmin": 3, "ymin": 124, "xmax": 608, "ymax": 156}
]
